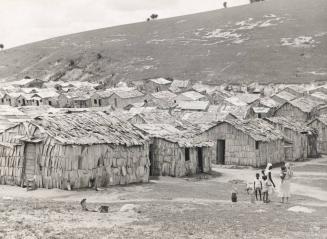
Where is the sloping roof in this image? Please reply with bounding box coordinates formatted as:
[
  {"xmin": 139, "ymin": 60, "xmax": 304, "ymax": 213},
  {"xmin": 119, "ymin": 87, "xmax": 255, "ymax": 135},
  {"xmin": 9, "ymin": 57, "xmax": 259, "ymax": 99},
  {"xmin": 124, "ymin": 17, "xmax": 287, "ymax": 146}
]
[
  {"xmin": 134, "ymin": 123, "xmax": 212, "ymax": 147},
  {"xmin": 283, "ymin": 85, "xmax": 307, "ymax": 94},
  {"xmin": 149, "ymin": 78, "xmax": 171, "ymax": 85},
  {"xmin": 272, "ymin": 91, "xmax": 297, "ymax": 102},
  {"xmin": 289, "ymin": 96, "xmax": 324, "ymax": 113},
  {"xmin": 94, "ymin": 90, "xmax": 114, "ymax": 98},
  {"xmin": 32, "ymin": 90, "xmax": 59, "ymax": 98},
  {"xmin": 224, "ymin": 96, "xmax": 247, "ymax": 106},
  {"xmin": 310, "ymin": 92, "xmax": 327, "ymax": 101},
  {"xmin": 235, "ymin": 93, "xmax": 260, "ymax": 104},
  {"xmin": 260, "ymin": 97, "xmax": 280, "ymax": 108},
  {"xmin": 151, "ymin": 91, "xmax": 177, "ymax": 100},
  {"xmin": 28, "ymin": 112, "xmax": 148, "ymax": 146},
  {"xmin": 264, "ymin": 117, "xmax": 313, "ymax": 133},
  {"xmin": 211, "ymin": 118, "xmax": 285, "ymax": 142},
  {"xmin": 170, "ymin": 79, "xmax": 190, "ymax": 89},
  {"xmin": 177, "ymin": 101, "xmax": 210, "ymax": 111},
  {"xmin": 129, "ymin": 106, "xmax": 157, "ymax": 114},
  {"xmin": 113, "ymin": 89, "xmax": 144, "ymax": 99},
  {"xmin": 0, "ymin": 105, "xmax": 27, "ymax": 116},
  {"xmin": 192, "ymin": 83, "xmax": 218, "ymax": 94},
  {"xmin": 134, "ymin": 111, "xmax": 179, "ymax": 125},
  {"xmin": 211, "ymin": 104, "xmax": 249, "ymax": 119},
  {"xmin": 178, "ymin": 91, "xmax": 206, "ymax": 101},
  {"xmin": 308, "ymin": 114, "xmax": 327, "ymax": 126}
]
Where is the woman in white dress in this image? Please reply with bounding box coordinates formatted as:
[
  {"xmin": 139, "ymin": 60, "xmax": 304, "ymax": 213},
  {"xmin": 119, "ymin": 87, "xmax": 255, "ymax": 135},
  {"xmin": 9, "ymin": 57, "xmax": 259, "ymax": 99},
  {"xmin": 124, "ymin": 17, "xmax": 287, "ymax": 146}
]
[{"xmin": 279, "ymin": 163, "xmax": 293, "ymax": 203}]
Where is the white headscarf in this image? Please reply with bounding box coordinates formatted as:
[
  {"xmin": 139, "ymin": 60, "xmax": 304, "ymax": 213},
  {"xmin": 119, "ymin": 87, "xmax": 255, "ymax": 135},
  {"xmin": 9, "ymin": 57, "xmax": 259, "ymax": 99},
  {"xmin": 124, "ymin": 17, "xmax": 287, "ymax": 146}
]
[
  {"xmin": 285, "ymin": 162, "xmax": 293, "ymax": 178},
  {"xmin": 265, "ymin": 163, "xmax": 272, "ymax": 176}
]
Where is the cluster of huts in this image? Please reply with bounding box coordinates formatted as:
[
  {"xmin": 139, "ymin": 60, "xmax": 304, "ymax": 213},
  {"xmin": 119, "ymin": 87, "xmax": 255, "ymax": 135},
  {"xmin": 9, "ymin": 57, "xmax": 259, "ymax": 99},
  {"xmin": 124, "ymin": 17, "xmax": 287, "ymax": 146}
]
[{"xmin": 1, "ymin": 77, "xmax": 327, "ymax": 190}]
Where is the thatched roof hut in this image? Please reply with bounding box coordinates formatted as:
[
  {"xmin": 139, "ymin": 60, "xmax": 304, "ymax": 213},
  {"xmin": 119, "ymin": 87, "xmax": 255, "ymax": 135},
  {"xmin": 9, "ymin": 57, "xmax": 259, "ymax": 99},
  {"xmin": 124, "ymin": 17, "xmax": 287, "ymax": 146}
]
[{"xmin": 0, "ymin": 112, "xmax": 150, "ymax": 189}]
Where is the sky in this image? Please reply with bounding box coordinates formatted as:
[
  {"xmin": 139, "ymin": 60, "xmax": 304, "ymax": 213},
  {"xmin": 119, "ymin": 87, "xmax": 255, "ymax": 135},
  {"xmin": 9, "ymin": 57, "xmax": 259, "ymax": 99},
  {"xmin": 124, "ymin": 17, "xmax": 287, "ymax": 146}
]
[{"xmin": 0, "ymin": 0, "xmax": 249, "ymax": 49}]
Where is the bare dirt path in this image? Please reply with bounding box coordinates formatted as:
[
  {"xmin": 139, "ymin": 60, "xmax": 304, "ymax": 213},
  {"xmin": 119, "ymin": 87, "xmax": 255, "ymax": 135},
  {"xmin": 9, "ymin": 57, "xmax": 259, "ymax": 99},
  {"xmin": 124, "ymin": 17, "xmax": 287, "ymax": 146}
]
[{"xmin": 1, "ymin": 157, "xmax": 327, "ymax": 238}]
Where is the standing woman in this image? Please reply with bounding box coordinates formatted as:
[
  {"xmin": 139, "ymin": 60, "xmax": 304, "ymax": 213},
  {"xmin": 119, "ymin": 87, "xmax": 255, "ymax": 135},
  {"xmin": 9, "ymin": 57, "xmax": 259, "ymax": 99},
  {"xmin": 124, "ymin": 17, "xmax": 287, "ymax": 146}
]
[
  {"xmin": 279, "ymin": 163, "xmax": 293, "ymax": 203},
  {"xmin": 265, "ymin": 163, "xmax": 276, "ymax": 197}
]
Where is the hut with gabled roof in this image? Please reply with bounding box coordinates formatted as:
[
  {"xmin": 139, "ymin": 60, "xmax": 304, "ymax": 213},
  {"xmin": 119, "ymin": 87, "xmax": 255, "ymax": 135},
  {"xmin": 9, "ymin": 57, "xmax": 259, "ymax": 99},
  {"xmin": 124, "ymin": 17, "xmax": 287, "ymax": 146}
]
[
  {"xmin": 198, "ymin": 118, "xmax": 286, "ymax": 167},
  {"xmin": 0, "ymin": 112, "xmax": 150, "ymax": 189},
  {"xmin": 264, "ymin": 117, "xmax": 318, "ymax": 160},
  {"xmin": 273, "ymin": 96, "xmax": 325, "ymax": 122},
  {"xmin": 134, "ymin": 123, "xmax": 212, "ymax": 177},
  {"xmin": 308, "ymin": 115, "xmax": 327, "ymax": 154}
]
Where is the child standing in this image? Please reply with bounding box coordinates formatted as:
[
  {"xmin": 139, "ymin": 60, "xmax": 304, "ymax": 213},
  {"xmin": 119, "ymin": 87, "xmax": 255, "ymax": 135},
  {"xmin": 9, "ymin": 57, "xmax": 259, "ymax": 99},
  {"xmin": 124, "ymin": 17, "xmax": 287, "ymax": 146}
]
[
  {"xmin": 262, "ymin": 175, "xmax": 270, "ymax": 203},
  {"xmin": 253, "ymin": 173, "xmax": 262, "ymax": 201}
]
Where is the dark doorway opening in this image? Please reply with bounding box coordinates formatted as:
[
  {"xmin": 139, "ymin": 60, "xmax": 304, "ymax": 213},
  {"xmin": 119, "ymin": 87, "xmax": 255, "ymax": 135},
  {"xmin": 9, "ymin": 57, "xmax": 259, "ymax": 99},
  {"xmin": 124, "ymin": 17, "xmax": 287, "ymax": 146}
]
[
  {"xmin": 99, "ymin": 99, "xmax": 102, "ymax": 107},
  {"xmin": 149, "ymin": 144, "xmax": 155, "ymax": 176},
  {"xmin": 197, "ymin": 147, "xmax": 203, "ymax": 173},
  {"xmin": 216, "ymin": 140, "xmax": 225, "ymax": 164}
]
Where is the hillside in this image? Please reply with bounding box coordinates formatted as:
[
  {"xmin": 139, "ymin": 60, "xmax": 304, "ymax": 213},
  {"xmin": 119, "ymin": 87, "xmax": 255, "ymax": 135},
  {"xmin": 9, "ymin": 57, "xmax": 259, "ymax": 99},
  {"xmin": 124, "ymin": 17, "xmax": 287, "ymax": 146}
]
[{"xmin": 0, "ymin": 0, "xmax": 326, "ymax": 85}]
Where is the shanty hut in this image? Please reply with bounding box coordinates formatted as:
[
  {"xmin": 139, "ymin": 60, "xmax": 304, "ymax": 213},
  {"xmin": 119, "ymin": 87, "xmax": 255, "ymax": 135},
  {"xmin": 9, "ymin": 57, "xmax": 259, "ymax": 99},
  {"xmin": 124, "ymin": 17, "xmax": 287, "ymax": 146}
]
[
  {"xmin": 308, "ymin": 115, "xmax": 327, "ymax": 154},
  {"xmin": 134, "ymin": 124, "xmax": 212, "ymax": 177},
  {"xmin": 169, "ymin": 79, "xmax": 191, "ymax": 93},
  {"xmin": 198, "ymin": 119, "xmax": 286, "ymax": 167},
  {"xmin": 309, "ymin": 85, "xmax": 327, "ymax": 95},
  {"xmin": 0, "ymin": 112, "xmax": 150, "ymax": 189},
  {"xmin": 174, "ymin": 91, "xmax": 207, "ymax": 102},
  {"xmin": 279, "ymin": 85, "xmax": 307, "ymax": 97},
  {"xmin": 108, "ymin": 90, "xmax": 145, "ymax": 109},
  {"xmin": 272, "ymin": 91, "xmax": 297, "ymax": 104},
  {"xmin": 264, "ymin": 117, "xmax": 319, "ymax": 161},
  {"xmin": 176, "ymin": 101, "xmax": 210, "ymax": 112},
  {"xmin": 148, "ymin": 91, "xmax": 177, "ymax": 108},
  {"xmin": 146, "ymin": 78, "xmax": 172, "ymax": 92},
  {"xmin": 273, "ymin": 96, "xmax": 325, "ymax": 122}
]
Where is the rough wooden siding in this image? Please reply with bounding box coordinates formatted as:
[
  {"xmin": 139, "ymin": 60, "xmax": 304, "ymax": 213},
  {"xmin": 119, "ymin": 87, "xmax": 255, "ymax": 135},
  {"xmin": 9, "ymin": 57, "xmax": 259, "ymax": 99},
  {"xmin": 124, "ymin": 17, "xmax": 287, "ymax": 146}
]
[
  {"xmin": 284, "ymin": 128, "xmax": 308, "ymax": 161},
  {"xmin": 274, "ymin": 104, "xmax": 308, "ymax": 122},
  {"xmin": 0, "ymin": 124, "xmax": 150, "ymax": 189},
  {"xmin": 256, "ymin": 140, "xmax": 285, "ymax": 167},
  {"xmin": 0, "ymin": 123, "xmax": 32, "ymax": 185},
  {"xmin": 108, "ymin": 94, "xmax": 145, "ymax": 108},
  {"xmin": 199, "ymin": 122, "xmax": 284, "ymax": 167},
  {"xmin": 308, "ymin": 120, "xmax": 327, "ymax": 154},
  {"xmin": 199, "ymin": 123, "xmax": 257, "ymax": 166},
  {"xmin": 150, "ymin": 138, "xmax": 211, "ymax": 177}
]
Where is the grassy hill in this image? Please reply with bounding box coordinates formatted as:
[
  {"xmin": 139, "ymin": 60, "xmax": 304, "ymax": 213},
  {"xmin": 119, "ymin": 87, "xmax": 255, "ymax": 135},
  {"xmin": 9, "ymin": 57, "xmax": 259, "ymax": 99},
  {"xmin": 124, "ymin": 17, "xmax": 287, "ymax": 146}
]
[{"xmin": 0, "ymin": 0, "xmax": 326, "ymax": 85}]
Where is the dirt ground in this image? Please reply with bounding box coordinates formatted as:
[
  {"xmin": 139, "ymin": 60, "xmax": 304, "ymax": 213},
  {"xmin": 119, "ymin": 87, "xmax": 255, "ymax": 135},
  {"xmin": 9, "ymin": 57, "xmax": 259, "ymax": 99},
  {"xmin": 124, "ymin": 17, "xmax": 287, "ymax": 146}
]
[{"xmin": 1, "ymin": 157, "xmax": 327, "ymax": 238}]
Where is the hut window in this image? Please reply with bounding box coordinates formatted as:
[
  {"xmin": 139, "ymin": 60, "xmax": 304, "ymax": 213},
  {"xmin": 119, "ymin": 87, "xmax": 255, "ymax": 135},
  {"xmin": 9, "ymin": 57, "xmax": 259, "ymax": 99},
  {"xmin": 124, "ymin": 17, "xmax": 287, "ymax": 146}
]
[
  {"xmin": 185, "ymin": 148, "xmax": 190, "ymax": 161},
  {"xmin": 18, "ymin": 100, "xmax": 20, "ymax": 103},
  {"xmin": 258, "ymin": 113, "xmax": 262, "ymax": 119},
  {"xmin": 94, "ymin": 99, "xmax": 97, "ymax": 104},
  {"xmin": 255, "ymin": 141, "xmax": 259, "ymax": 150},
  {"xmin": 97, "ymin": 157, "xmax": 104, "ymax": 167},
  {"xmin": 114, "ymin": 98, "xmax": 118, "ymax": 107},
  {"xmin": 78, "ymin": 156, "xmax": 83, "ymax": 169},
  {"xmin": 1, "ymin": 99, "xmax": 3, "ymax": 103},
  {"xmin": 48, "ymin": 101, "xmax": 52, "ymax": 106}
]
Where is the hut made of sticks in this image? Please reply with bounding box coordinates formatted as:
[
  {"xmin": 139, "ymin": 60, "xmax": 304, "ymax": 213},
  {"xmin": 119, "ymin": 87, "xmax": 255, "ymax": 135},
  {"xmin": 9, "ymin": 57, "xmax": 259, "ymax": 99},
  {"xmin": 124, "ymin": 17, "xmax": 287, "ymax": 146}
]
[
  {"xmin": 264, "ymin": 117, "xmax": 318, "ymax": 160},
  {"xmin": 308, "ymin": 115, "xmax": 327, "ymax": 154},
  {"xmin": 0, "ymin": 112, "xmax": 150, "ymax": 189},
  {"xmin": 273, "ymin": 96, "xmax": 325, "ymax": 122},
  {"xmin": 198, "ymin": 118, "xmax": 286, "ymax": 167},
  {"xmin": 134, "ymin": 123, "xmax": 212, "ymax": 177}
]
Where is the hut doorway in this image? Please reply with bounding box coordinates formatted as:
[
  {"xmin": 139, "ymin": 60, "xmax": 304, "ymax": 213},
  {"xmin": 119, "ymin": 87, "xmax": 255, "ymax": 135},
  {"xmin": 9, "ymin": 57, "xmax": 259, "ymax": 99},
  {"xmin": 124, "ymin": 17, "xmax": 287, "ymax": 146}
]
[
  {"xmin": 307, "ymin": 134, "xmax": 319, "ymax": 158},
  {"xmin": 149, "ymin": 144, "xmax": 156, "ymax": 176},
  {"xmin": 216, "ymin": 140, "xmax": 225, "ymax": 164},
  {"xmin": 23, "ymin": 143, "xmax": 37, "ymax": 180},
  {"xmin": 197, "ymin": 147, "xmax": 203, "ymax": 173}
]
